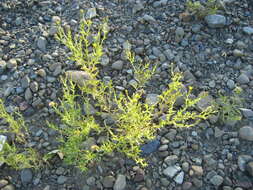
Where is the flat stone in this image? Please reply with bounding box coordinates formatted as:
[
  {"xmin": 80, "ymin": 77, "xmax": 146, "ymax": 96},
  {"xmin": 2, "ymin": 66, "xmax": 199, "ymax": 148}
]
[
  {"xmin": 143, "ymin": 14, "xmax": 156, "ymax": 23},
  {"xmin": 205, "ymin": 14, "xmax": 226, "ymax": 28},
  {"xmin": 140, "ymin": 139, "xmax": 160, "ymax": 155},
  {"xmin": 113, "ymin": 174, "xmax": 126, "ymax": 190},
  {"xmin": 164, "ymin": 155, "xmax": 178, "ymax": 165},
  {"xmin": 239, "ymin": 108, "xmax": 253, "ymax": 119},
  {"xmin": 65, "ymin": 70, "xmax": 92, "ymax": 86},
  {"xmin": 2, "ymin": 184, "xmax": 15, "ymax": 190},
  {"xmin": 0, "ymin": 179, "xmax": 8, "ymax": 188},
  {"xmin": 25, "ymin": 88, "xmax": 33, "ymax": 101},
  {"xmin": 239, "ymin": 126, "xmax": 253, "ymax": 141},
  {"xmin": 20, "ymin": 169, "xmax": 33, "ymax": 184},
  {"xmin": 243, "ymin": 26, "xmax": 253, "ymax": 35},
  {"xmin": 163, "ymin": 165, "xmax": 181, "ymax": 178},
  {"xmin": 86, "ymin": 8, "xmax": 97, "ymax": 19}
]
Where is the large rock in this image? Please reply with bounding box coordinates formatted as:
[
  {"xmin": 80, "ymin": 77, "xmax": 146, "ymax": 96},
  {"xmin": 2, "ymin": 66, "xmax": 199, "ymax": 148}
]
[
  {"xmin": 65, "ymin": 70, "xmax": 92, "ymax": 86},
  {"xmin": 205, "ymin": 14, "xmax": 226, "ymax": 28},
  {"xmin": 239, "ymin": 126, "xmax": 253, "ymax": 141}
]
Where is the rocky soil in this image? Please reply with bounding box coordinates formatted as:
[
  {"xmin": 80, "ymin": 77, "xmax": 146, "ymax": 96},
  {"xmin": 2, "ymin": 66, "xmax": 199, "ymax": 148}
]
[{"xmin": 0, "ymin": 0, "xmax": 253, "ymax": 190}]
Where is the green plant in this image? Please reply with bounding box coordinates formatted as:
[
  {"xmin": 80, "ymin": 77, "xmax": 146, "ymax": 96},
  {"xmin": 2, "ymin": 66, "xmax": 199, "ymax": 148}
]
[
  {"xmin": 51, "ymin": 12, "xmax": 216, "ymax": 172},
  {"xmin": 0, "ymin": 99, "xmax": 41, "ymax": 169},
  {"xmin": 186, "ymin": 0, "xmax": 219, "ymax": 19},
  {"xmin": 215, "ymin": 87, "xmax": 243, "ymax": 124}
]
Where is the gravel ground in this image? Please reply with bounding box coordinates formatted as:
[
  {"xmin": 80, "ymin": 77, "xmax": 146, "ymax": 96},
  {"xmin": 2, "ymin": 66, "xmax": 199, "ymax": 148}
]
[{"xmin": 0, "ymin": 0, "xmax": 253, "ymax": 190}]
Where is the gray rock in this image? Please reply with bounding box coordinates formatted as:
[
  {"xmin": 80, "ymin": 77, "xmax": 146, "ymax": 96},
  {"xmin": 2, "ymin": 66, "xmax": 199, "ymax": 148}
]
[
  {"xmin": 0, "ymin": 135, "xmax": 7, "ymax": 166},
  {"xmin": 65, "ymin": 70, "xmax": 92, "ymax": 86},
  {"xmin": 227, "ymin": 79, "xmax": 235, "ymax": 89},
  {"xmin": 237, "ymin": 73, "xmax": 249, "ymax": 84},
  {"xmin": 238, "ymin": 155, "xmax": 252, "ymax": 171},
  {"xmin": 205, "ymin": 14, "xmax": 226, "ymax": 28},
  {"xmin": 246, "ymin": 161, "xmax": 253, "ymax": 176},
  {"xmin": 20, "ymin": 169, "xmax": 33, "ymax": 184},
  {"xmin": 57, "ymin": 176, "xmax": 67, "ymax": 185},
  {"xmin": 145, "ymin": 94, "xmax": 159, "ymax": 105},
  {"xmin": 133, "ymin": 2, "xmax": 144, "ymax": 14},
  {"xmin": 86, "ymin": 8, "xmax": 97, "ymax": 19},
  {"xmin": 175, "ymin": 27, "xmax": 185, "ymax": 42},
  {"xmin": 86, "ymin": 176, "xmax": 96, "ymax": 186},
  {"xmin": 233, "ymin": 49, "xmax": 244, "ymax": 57},
  {"xmin": 243, "ymin": 26, "xmax": 253, "ymax": 35},
  {"xmin": 102, "ymin": 176, "xmax": 115, "ymax": 188},
  {"xmin": 214, "ymin": 127, "xmax": 224, "ymax": 138},
  {"xmin": 49, "ymin": 25, "xmax": 58, "ymax": 36},
  {"xmin": 37, "ymin": 36, "xmax": 47, "ymax": 51},
  {"xmin": 153, "ymin": 0, "xmax": 168, "ymax": 7},
  {"xmin": 239, "ymin": 126, "xmax": 253, "ymax": 141},
  {"xmin": 196, "ymin": 92, "xmax": 213, "ymax": 111},
  {"xmin": 210, "ymin": 175, "xmax": 223, "ymax": 186},
  {"xmin": 25, "ymin": 88, "xmax": 33, "ymax": 101},
  {"xmin": 83, "ymin": 103, "xmax": 97, "ymax": 115},
  {"xmin": 112, "ymin": 60, "xmax": 124, "ymax": 70},
  {"xmin": 101, "ymin": 55, "xmax": 110, "ymax": 66},
  {"xmin": 163, "ymin": 165, "xmax": 181, "ymax": 178},
  {"xmin": 143, "ymin": 14, "xmax": 156, "ymax": 23},
  {"xmin": 0, "ymin": 179, "xmax": 8, "ymax": 188},
  {"xmin": 174, "ymin": 171, "xmax": 184, "ymax": 184},
  {"xmin": 21, "ymin": 75, "xmax": 30, "ymax": 88},
  {"xmin": 0, "ymin": 60, "xmax": 7, "ymax": 74},
  {"xmin": 113, "ymin": 174, "xmax": 126, "ymax": 190},
  {"xmin": 15, "ymin": 17, "xmax": 23, "ymax": 26},
  {"xmin": 239, "ymin": 108, "xmax": 253, "ymax": 119},
  {"xmin": 164, "ymin": 155, "xmax": 178, "ymax": 165},
  {"xmin": 160, "ymin": 177, "xmax": 170, "ymax": 186}
]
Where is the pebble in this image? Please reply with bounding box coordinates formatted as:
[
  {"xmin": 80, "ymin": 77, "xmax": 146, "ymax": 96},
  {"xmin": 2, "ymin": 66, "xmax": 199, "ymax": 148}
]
[
  {"xmin": 233, "ymin": 49, "xmax": 244, "ymax": 57},
  {"xmin": 145, "ymin": 94, "xmax": 159, "ymax": 105},
  {"xmin": 101, "ymin": 55, "xmax": 110, "ymax": 66},
  {"xmin": 205, "ymin": 14, "xmax": 226, "ymax": 28},
  {"xmin": 182, "ymin": 182, "xmax": 192, "ymax": 190},
  {"xmin": 174, "ymin": 171, "xmax": 184, "ymax": 184},
  {"xmin": 227, "ymin": 79, "xmax": 235, "ymax": 89},
  {"xmin": 21, "ymin": 75, "xmax": 30, "ymax": 88},
  {"xmin": 113, "ymin": 174, "xmax": 126, "ymax": 190},
  {"xmin": 196, "ymin": 92, "xmax": 213, "ymax": 111},
  {"xmin": 86, "ymin": 8, "xmax": 97, "ymax": 19},
  {"xmin": 112, "ymin": 60, "xmax": 124, "ymax": 70},
  {"xmin": 191, "ymin": 165, "xmax": 203, "ymax": 176},
  {"xmin": 20, "ymin": 169, "xmax": 33, "ymax": 184},
  {"xmin": 164, "ymin": 155, "xmax": 178, "ymax": 165},
  {"xmin": 0, "ymin": 60, "xmax": 7, "ymax": 74},
  {"xmin": 243, "ymin": 26, "xmax": 253, "ymax": 35},
  {"xmin": 175, "ymin": 27, "xmax": 185, "ymax": 42},
  {"xmin": 238, "ymin": 155, "xmax": 252, "ymax": 171},
  {"xmin": 25, "ymin": 88, "xmax": 33, "ymax": 100},
  {"xmin": 7, "ymin": 59, "xmax": 17, "ymax": 69},
  {"xmin": 163, "ymin": 165, "xmax": 181, "ymax": 178},
  {"xmin": 2, "ymin": 184, "xmax": 15, "ymax": 190},
  {"xmin": 239, "ymin": 108, "xmax": 253, "ymax": 119},
  {"xmin": 239, "ymin": 126, "xmax": 253, "ymax": 141},
  {"xmin": 210, "ymin": 175, "xmax": 223, "ymax": 186},
  {"xmin": 143, "ymin": 14, "xmax": 156, "ymax": 23},
  {"xmin": 37, "ymin": 36, "xmax": 47, "ymax": 51},
  {"xmin": 30, "ymin": 81, "xmax": 39, "ymax": 92},
  {"xmin": 0, "ymin": 179, "xmax": 8, "ymax": 188}
]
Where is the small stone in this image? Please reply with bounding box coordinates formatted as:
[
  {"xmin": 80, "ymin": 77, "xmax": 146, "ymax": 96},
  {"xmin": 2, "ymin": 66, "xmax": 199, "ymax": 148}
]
[
  {"xmin": 233, "ymin": 49, "xmax": 244, "ymax": 57},
  {"xmin": 102, "ymin": 176, "xmax": 115, "ymax": 188},
  {"xmin": 243, "ymin": 26, "xmax": 253, "ymax": 35},
  {"xmin": 25, "ymin": 88, "xmax": 33, "ymax": 101},
  {"xmin": 65, "ymin": 70, "xmax": 92, "ymax": 86},
  {"xmin": 164, "ymin": 155, "xmax": 178, "ymax": 165},
  {"xmin": 101, "ymin": 55, "xmax": 110, "ymax": 66},
  {"xmin": 159, "ymin": 144, "xmax": 168, "ymax": 151},
  {"xmin": 160, "ymin": 178, "xmax": 170, "ymax": 186},
  {"xmin": 145, "ymin": 94, "xmax": 159, "ymax": 105},
  {"xmin": 191, "ymin": 165, "xmax": 203, "ymax": 176},
  {"xmin": 37, "ymin": 36, "xmax": 47, "ymax": 51},
  {"xmin": 214, "ymin": 127, "xmax": 224, "ymax": 138},
  {"xmin": 37, "ymin": 69, "xmax": 47, "ymax": 77},
  {"xmin": 30, "ymin": 81, "xmax": 39, "ymax": 92},
  {"xmin": 0, "ymin": 60, "xmax": 7, "ymax": 74},
  {"xmin": 57, "ymin": 176, "xmax": 67, "ymax": 185},
  {"xmin": 205, "ymin": 14, "xmax": 226, "ymax": 28},
  {"xmin": 49, "ymin": 25, "xmax": 58, "ymax": 36},
  {"xmin": 133, "ymin": 2, "xmax": 144, "ymax": 14},
  {"xmin": 182, "ymin": 182, "xmax": 192, "ymax": 190},
  {"xmin": 113, "ymin": 174, "xmax": 126, "ymax": 190},
  {"xmin": 86, "ymin": 8, "xmax": 97, "ymax": 19},
  {"xmin": 20, "ymin": 169, "xmax": 33, "ymax": 184},
  {"xmin": 140, "ymin": 139, "xmax": 160, "ymax": 155},
  {"xmin": 238, "ymin": 155, "xmax": 252, "ymax": 171},
  {"xmin": 182, "ymin": 162, "xmax": 189, "ymax": 172},
  {"xmin": 246, "ymin": 161, "xmax": 253, "ymax": 176},
  {"xmin": 239, "ymin": 126, "xmax": 253, "ymax": 141},
  {"xmin": 143, "ymin": 14, "xmax": 156, "ymax": 23},
  {"xmin": 227, "ymin": 79, "xmax": 235, "ymax": 89},
  {"xmin": 240, "ymin": 108, "xmax": 253, "ymax": 119},
  {"xmin": 196, "ymin": 92, "xmax": 213, "ymax": 111},
  {"xmin": 21, "ymin": 75, "xmax": 30, "ymax": 88},
  {"xmin": 163, "ymin": 165, "xmax": 181, "ymax": 178},
  {"xmin": 175, "ymin": 27, "xmax": 185, "ymax": 42},
  {"xmin": 210, "ymin": 175, "xmax": 223, "ymax": 186},
  {"xmin": 237, "ymin": 73, "xmax": 249, "ymax": 84},
  {"xmin": 112, "ymin": 60, "xmax": 124, "ymax": 70},
  {"xmin": 15, "ymin": 17, "xmax": 23, "ymax": 25},
  {"xmin": 7, "ymin": 59, "xmax": 17, "ymax": 69},
  {"xmin": 174, "ymin": 171, "xmax": 184, "ymax": 184}
]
